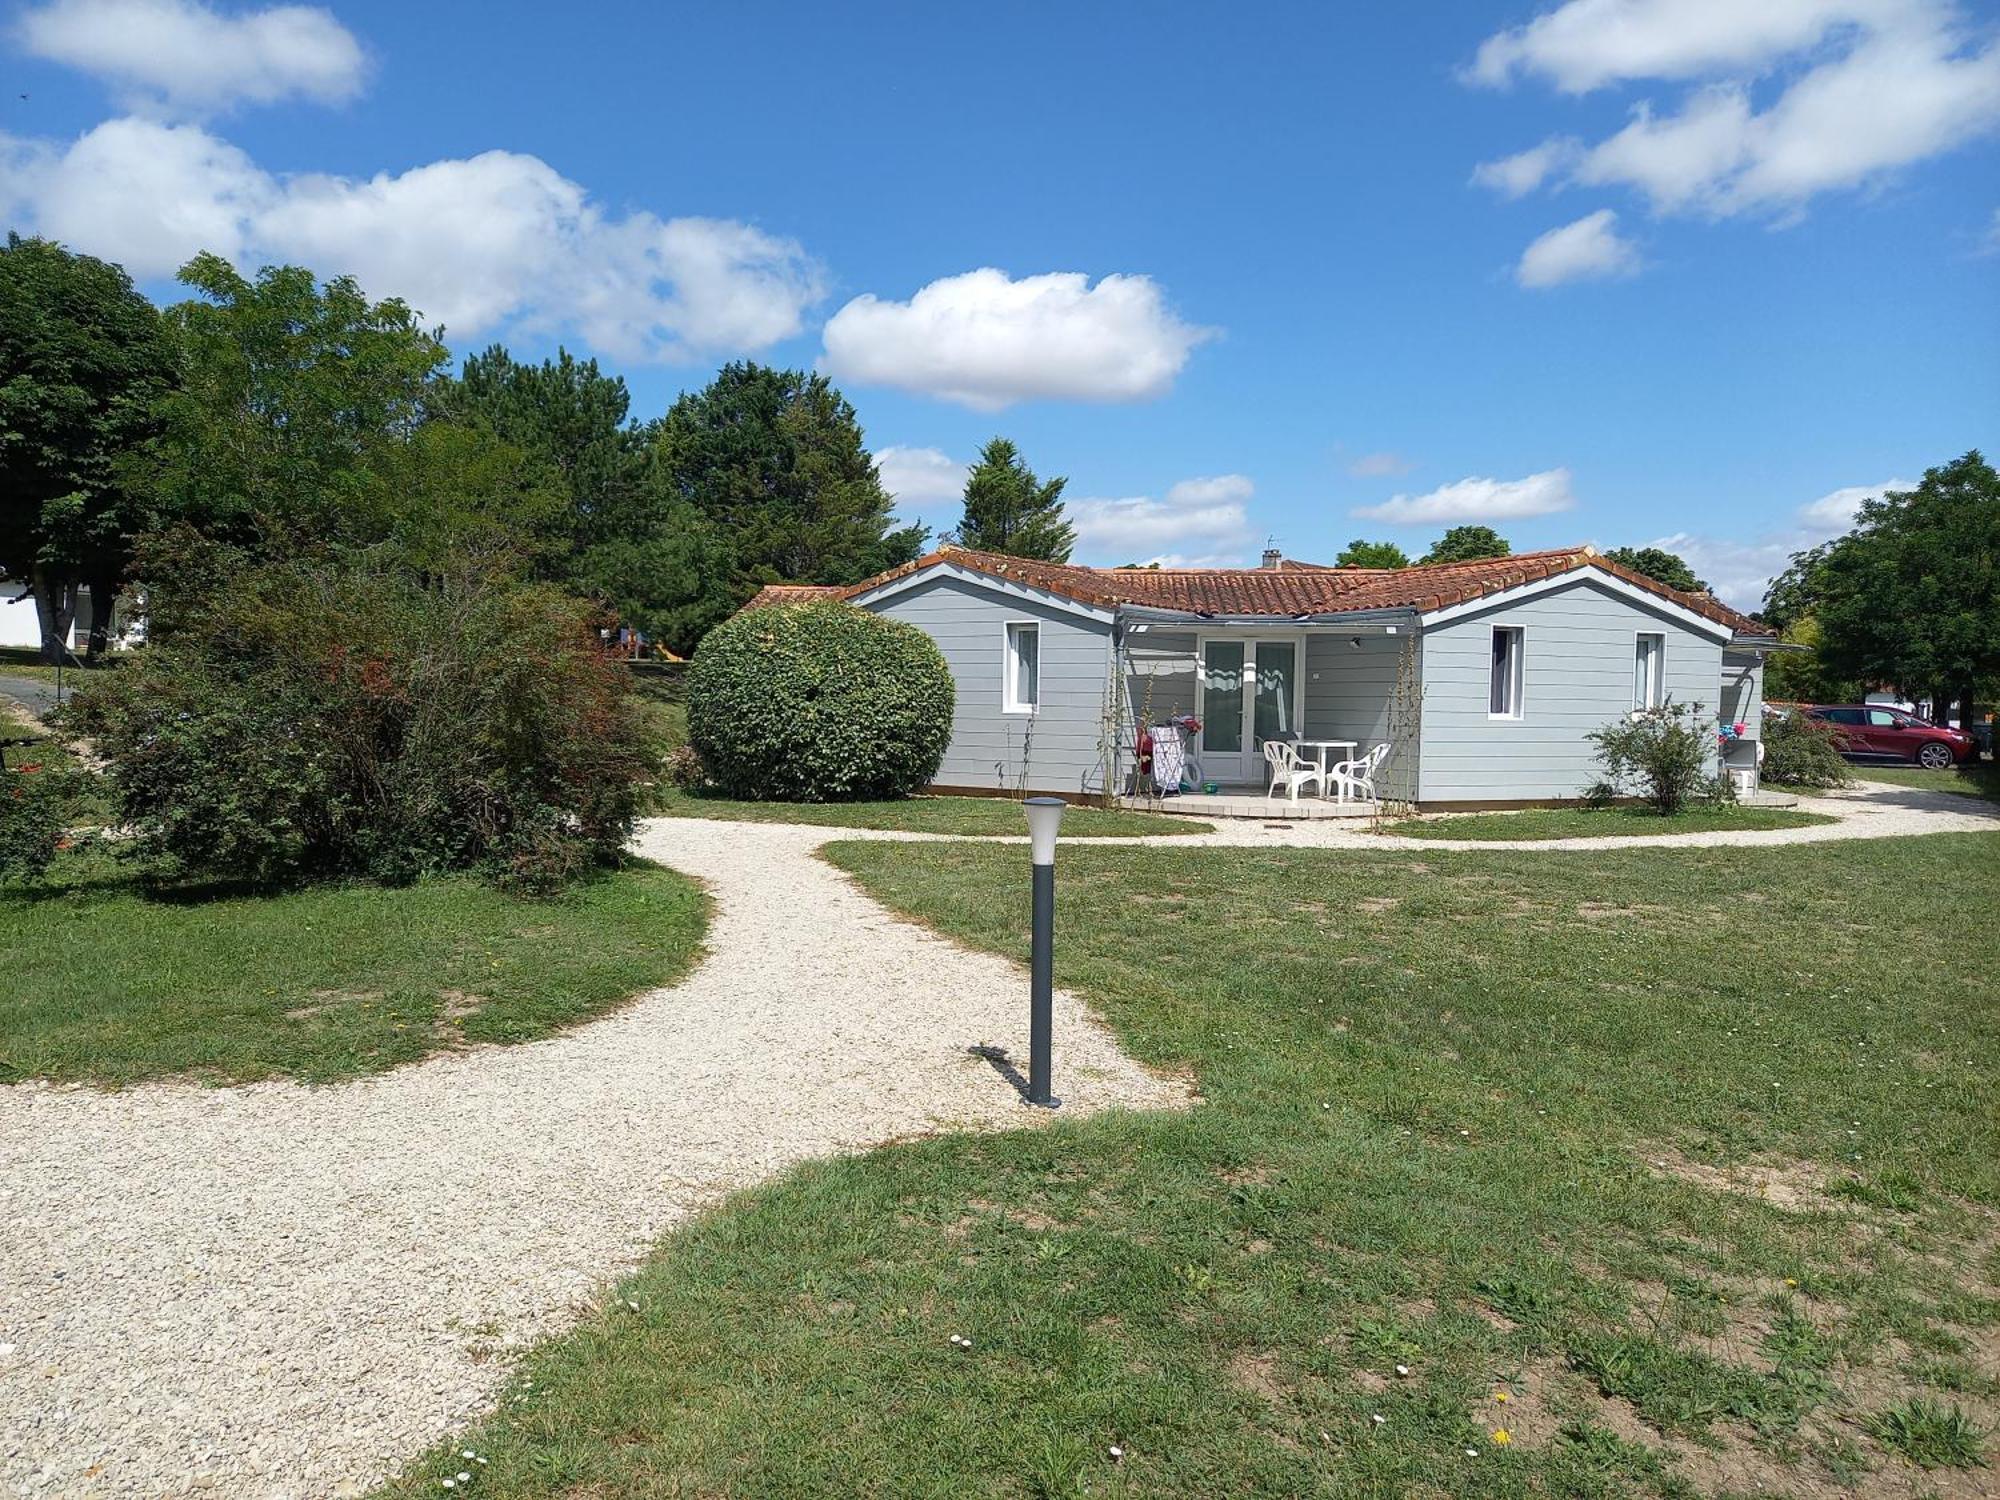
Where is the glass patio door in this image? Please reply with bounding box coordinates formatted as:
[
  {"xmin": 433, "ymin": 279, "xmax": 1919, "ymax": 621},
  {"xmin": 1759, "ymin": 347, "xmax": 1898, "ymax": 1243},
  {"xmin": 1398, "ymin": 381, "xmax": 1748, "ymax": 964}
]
[{"xmin": 1200, "ymin": 639, "xmax": 1297, "ymax": 784}]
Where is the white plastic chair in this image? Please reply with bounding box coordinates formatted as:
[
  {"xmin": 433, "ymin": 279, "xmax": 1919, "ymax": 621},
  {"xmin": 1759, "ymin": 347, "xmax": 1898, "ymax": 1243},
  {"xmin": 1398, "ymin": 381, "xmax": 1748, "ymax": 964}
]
[
  {"xmin": 1329, "ymin": 742, "xmax": 1392, "ymax": 805},
  {"xmin": 1264, "ymin": 740, "xmax": 1326, "ymax": 802}
]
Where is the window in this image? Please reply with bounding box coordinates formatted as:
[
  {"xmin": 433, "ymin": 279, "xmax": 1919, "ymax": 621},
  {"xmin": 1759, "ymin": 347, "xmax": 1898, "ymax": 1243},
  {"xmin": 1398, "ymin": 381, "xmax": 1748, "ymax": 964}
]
[
  {"xmin": 1867, "ymin": 709, "xmax": 1898, "ymax": 727},
  {"xmin": 1818, "ymin": 708, "xmax": 1865, "ymax": 725},
  {"xmin": 1004, "ymin": 622, "xmax": 1039, "ymax": 712},
  {"xmin": 1634, "ymin": 633, "xmax": 1665, "ymax": 709},
  {"xmin": 1488, "ymin": 626, "xmax": 1524, "ymax": 719}
]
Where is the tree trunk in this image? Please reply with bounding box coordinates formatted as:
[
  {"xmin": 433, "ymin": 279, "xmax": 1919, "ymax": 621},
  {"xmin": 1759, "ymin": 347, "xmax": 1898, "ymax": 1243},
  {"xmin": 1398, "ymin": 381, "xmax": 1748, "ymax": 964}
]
[
  {"xmin": 82, "ymin": 573, "xmax": 120, "ymax": 660},
  {"xmin": 29, "ymin": 564, "xmax": 79, "ymax": 667}
]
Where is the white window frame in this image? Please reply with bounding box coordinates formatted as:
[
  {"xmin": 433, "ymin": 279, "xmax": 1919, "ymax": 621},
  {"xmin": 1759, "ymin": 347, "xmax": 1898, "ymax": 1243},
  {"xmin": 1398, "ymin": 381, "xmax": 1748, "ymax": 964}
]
[
  {"xmin": 1634, "ymin": 631, "xmax": 1666, "ymax": 710},
  {"xmin": 1488, "ymin": 625, "xmax": 1524, "ymax": 720},
  {"xmin": 1002, "ymin": 620, "xmax": 1040, "ymax": 715}
]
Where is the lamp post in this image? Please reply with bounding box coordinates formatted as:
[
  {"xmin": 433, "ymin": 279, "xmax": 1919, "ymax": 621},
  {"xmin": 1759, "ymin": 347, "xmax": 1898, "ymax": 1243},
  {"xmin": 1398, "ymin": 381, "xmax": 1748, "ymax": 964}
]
[{"xmin": 1022, "ymin": 796, "xmax": 1066, "ymax": 1108}]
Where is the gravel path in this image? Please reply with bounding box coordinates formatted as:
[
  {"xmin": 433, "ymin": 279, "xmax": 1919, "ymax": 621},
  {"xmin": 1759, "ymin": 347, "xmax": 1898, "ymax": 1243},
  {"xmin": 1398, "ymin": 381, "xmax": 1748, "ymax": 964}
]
[
  {"xmin": 1104, "ymin": 777, "xmax": 1998, "ymax": 852},
  {"xmin": 0, "ymin": 777, "xmax": 1987, "ymax": 1497},
  {"xmin": 0, "ymin": 821, "xmax": 1184, "ymax": 1500}
]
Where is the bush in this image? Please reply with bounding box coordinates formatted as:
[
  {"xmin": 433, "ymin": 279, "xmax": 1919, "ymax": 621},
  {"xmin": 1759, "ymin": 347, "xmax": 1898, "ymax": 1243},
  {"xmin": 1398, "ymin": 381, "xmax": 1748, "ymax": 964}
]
[
  {"xmin": 1584, "ymin": 701, "xmax": 1728, "ymax": 815},
  {"xmin": 687, "ymin": 601, "xmax": 953, "ymax": 801},
  {"xmin": 0, "ymin": 759, "xmax": 87, "ymax": 881},
  {"xmin": 1761, "ymin": 708, "xmax": 1855, "ymax": 790},
  {"xmin": 64, "ymin": 555, "xmax": 645, "ymax": 892}
]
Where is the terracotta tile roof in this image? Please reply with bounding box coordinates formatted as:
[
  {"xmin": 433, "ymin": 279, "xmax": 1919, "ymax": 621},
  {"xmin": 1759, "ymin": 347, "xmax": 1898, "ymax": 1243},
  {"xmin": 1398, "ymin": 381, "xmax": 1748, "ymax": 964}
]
[
  {"xmin": 739, "ymin": 583, "xmax": 844, "ymax": 611},
  {"xmin": 825, "ymin": 545, "xmax": 1768, "ymax": 634}
]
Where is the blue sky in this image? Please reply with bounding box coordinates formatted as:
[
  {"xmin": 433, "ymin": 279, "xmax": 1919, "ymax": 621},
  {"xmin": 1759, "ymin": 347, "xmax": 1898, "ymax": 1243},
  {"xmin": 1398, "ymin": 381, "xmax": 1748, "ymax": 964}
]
[{"xmin": 4, "ymin": 0, "xmax": 1997, "ymax": 605}]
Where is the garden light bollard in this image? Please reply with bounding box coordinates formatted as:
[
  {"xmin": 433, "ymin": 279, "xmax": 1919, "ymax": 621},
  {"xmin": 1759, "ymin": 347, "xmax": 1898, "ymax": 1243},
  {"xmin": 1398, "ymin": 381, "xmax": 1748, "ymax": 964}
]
[{"xmin": 1022, "ymin": 796, "xmax": 1066, "ymax": 1109}]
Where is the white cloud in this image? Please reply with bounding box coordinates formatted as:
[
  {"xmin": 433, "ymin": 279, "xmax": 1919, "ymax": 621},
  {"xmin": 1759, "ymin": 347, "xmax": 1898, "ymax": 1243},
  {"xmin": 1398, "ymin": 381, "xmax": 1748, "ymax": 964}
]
[
  {"xmin": 1472, "ymin": 2, "xmax": 2000, "ymax": 225},
  {"xmin": 1644, "ymin": 476, "xmax": 1914, "ymax": 609},
  {"xmin": 1469, "ymin": 0, "xmax": 1902, "ymax": 93},
  {"xmin": 1796, "ymin": 476, "xmax": 1914, "ymax": 528},
  {"xmin": 1472, "ymin": 137, "xmax": 1582, "ymax": 197},
  {"xmin": 15, "ymin": 0, "xmax": 366, "ymax": 116},
  {"xmin": 1353, "ymin": 467, "xmax": 1577, "ymax": 525},
  {"xmin": 1515, "ymin": 210, "xmax": 1642, "ymax": 287},
  {"xmin": 0, "ymin": 117, "xmax": 824, "ymax": 361},
  {"xmin": 1070, "ymin": 473, "xmax": 1257, "ymax": 563},
  {"xmin": 819, "ymin": 268, "xmax": 1215, "ymax": 411},
  {"xmin": 1984, "ymin": 205, "xmax": 2000, "ymax": 251},
  {"xmin": 1346, "ymin": 450, "xmax": 1416, "ymax": 478},
  {"xmin": 875, "ymin": 445, "xmax": 967, "ymax": 511}
]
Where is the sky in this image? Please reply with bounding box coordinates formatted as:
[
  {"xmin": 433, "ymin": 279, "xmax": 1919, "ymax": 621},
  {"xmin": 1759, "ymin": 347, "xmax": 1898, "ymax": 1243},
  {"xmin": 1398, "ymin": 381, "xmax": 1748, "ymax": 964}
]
[{"xmin": 3, "ymin": 0, "xmax": 1997, "ymax": 609}]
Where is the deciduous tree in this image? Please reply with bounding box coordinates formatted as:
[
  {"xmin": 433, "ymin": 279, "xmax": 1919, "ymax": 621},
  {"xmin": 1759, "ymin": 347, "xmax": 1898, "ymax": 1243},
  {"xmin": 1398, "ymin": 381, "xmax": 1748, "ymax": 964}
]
[
  {"xmin": 1603, "ymin": 545, "xmax": 1706, "ymax": 593},
  {"xmin": 1335, "ymin": 538, "xmax": 1408, "ymax": 568},
  {"xmin": 1419, "ymin": 525, "xmax": 1510, "ymax": 564},
  {"xmin": 0, "ymin": 235, "xmax": 174, "ymax": 661}
]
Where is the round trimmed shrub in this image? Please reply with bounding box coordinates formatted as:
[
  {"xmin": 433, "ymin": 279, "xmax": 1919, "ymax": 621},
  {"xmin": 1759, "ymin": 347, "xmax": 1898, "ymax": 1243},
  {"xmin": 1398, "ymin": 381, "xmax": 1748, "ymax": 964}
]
[{"xmin": 687, "ymin": 602, "xmax": 954, "ymax": 801}]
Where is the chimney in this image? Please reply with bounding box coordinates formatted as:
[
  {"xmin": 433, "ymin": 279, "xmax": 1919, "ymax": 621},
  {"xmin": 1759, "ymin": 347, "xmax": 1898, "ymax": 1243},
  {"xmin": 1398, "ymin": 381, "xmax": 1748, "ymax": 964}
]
[{"xmin": 1261, "ymin": 548, "xmax": 1283, "ymax": 570}]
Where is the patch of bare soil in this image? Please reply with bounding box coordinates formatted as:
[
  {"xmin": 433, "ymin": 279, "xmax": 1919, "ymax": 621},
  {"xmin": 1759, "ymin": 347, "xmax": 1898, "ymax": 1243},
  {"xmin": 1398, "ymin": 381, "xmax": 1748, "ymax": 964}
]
[
  {"xmin": 1357, "ymin": 896, "xmax": 1400, "ymax": 913},
  {"xmin": 1642, "ymin": 1145, "xmax": 1844, "ymax": 1212},
  {"xmin": 284, "ymin": 988, "xmax": 384, "ymax": 1021},
  {"xmin": 1229, "ymin": 1350, "xmax": 1287, "ymax": 1404}
]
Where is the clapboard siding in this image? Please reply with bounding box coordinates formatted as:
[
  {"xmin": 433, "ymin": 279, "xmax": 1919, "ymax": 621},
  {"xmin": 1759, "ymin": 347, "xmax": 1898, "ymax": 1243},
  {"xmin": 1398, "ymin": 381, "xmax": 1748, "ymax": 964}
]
[
  {"xmin": 1418, "ymin": 580, "xmax": 1726, "ymax": 802},
  {"xmin": 1125, "ymin": 629, "xmax": 1199, "ymax": 726},
  {"xmin": 863, "ymin": 576, "xmax": 1114, "ymax": 793}
]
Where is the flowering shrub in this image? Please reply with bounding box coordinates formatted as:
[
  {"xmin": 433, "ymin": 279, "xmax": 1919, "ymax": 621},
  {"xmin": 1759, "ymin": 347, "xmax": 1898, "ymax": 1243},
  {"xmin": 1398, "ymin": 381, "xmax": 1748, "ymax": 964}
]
[
  {"xmin": 0, "ymin": 758, "xmax": 86, "ymax": 881},
  {"xmin": 687, "ymin": 601, "xmax": 953, "ymax": 801},
  {"xmin": 1584, "ymin": 701, "xmax": 1729, "ymax": 815},
  {"xmin": 64, "ymin": 555, "xmax": 646, "ymax": 892}
]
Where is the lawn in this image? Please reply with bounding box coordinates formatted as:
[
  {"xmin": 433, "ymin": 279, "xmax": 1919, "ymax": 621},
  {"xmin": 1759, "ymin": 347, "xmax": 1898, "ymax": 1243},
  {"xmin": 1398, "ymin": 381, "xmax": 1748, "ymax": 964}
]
[
  {"xmin": 1394, "ymin": 805, "xmax": 1835, "ymax": 841},
  {"xmin": 0, "ymin": 856, "xmax": 706, "ymax": 1086},
  {"xmin": 1855, "ymin": 761, "xmax": 2000, "ymax": 805},
  {"xmin": 382, "ymin": 831, "xmax": 1999, "ymax": 1499},
  {"xmin": 648, "ymin": 787, "xmax": 1211, "ymax": 837}
]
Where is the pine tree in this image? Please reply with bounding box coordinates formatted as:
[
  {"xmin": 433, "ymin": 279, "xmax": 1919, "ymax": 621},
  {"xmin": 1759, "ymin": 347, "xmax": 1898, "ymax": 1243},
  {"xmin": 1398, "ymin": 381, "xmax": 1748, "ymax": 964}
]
[{"xmin": 948, "ymin": 438, "xmax": 1076, "ymax": 562}]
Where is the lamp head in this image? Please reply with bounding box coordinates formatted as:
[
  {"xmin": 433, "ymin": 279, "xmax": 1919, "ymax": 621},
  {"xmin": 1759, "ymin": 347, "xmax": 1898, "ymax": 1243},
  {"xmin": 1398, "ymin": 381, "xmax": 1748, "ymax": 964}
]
[{"xmin": 1023, "ymin": 796, "xmax": 1066, "ymax": 865}]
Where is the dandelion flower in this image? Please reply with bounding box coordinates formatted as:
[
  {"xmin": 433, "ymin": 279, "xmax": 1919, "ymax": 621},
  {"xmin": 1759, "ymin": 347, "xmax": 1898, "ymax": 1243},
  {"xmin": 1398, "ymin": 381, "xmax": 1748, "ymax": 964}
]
[
  {"xmin": 1493, "ymin": 1390, "xmax": 1510, "ymax": 1402},
  {"xmin": 1492, "ymin": 1429, "xmax": 1512, "ymax": 1446}
]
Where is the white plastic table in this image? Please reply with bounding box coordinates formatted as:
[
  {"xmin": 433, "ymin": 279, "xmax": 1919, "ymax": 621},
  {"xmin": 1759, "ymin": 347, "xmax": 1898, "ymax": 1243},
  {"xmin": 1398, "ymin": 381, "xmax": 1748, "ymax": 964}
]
[{"xmin": 1294, "ymin": 739, "xmax": 1357, "ymax": 798}]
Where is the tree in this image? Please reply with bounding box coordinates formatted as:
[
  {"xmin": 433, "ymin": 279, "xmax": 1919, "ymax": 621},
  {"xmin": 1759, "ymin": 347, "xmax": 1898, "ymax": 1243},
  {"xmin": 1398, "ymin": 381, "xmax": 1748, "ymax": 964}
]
[
  {"xmin": 0, "ymin": 235, "xmax": 174, "ymax": 661},
  {"xmin": 651, "ymin": 362, "xmax": 924, "ymax": 598},
  {"xmin": 144, "ymin": 254, "xmax": 455, "ymax": 553},
  {"xmin": 1335, "ymin": 538, "xmax": 1409, "ymax": 568},
  {"xmin": 947, "ymin": 437, "xmax": 1075, "ymax": 561},
  {"xmin": 1419, "ymin": 526, "xmax": 1511, "ymax": 564},
  {"xmin": 1604, "ymin": 545, "xmax": 1707, "ymax": 594},
  {"xmin": 1809, "ymin": 451, "xmax": 1999, "ymax": 730},
  {"xmin": 137, "ymin": 256, "xmax": 564, "ymax": 620}
]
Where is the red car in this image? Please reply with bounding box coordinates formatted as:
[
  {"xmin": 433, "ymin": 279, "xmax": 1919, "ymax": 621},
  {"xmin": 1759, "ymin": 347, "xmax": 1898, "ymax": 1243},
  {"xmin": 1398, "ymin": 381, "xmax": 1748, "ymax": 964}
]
[{"xmin": 1804, "ymin": 705, "xmax": 1972, "ymax": 769}]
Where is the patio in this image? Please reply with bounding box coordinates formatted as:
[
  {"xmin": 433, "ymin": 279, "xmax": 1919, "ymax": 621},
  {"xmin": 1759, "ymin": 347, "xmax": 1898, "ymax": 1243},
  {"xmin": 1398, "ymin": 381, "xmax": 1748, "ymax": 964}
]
[{"xmin": 1116, "ymin": 785, "xmax": 1381, "ymax": 819}]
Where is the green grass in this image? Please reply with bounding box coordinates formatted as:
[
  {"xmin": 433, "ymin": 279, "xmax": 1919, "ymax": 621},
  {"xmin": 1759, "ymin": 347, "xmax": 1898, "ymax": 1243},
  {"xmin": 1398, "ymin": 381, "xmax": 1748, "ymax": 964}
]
[
  {"xmin": 381, "ymin": 832, "xmax": 1999, "ymax": 1498},
  {"xmin": 1393, "ymin": 805, "xmax": 1835, "ymax": 841},
  {"xmin": 648, "ymin": 787, "xmax": 1210, "ymax": 837},
  {"xmin": 1856, "ymin": 760, "xmax": 2000, "ymax": 804},
  {"xmin": 0, "ymin": 856, "xmax": 706, "ymax": 1086},
  {"xmin": 1865, "ymin": 1397, "xmax": 1989, "ymax": 1469}
]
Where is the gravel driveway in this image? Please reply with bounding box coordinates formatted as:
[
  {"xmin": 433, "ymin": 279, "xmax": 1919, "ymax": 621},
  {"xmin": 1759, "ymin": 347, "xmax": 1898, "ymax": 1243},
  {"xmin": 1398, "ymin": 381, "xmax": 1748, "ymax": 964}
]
[{"xmin": 0, "ymin": 821, "xmax": 1183, "ymax": 1499}]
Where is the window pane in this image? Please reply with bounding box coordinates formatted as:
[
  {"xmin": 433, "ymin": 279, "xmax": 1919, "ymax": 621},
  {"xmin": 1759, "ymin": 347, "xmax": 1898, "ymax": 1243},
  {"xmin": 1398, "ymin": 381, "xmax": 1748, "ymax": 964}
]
[
  {"xmin": 1868, "ymin": 709, "xmax": 1896, "ymax": 726},
  {"xmin": 1489, "ymin": 629, "xmax": 1517, "ymax": 716},
  {"xmin": 1253, "ymin": 641, "xmax": 1295, "ymax": 747},
  {"xmin": 1012, "ymin": 625, "xmax": 1039, "ymax": 707},
  {"xmin": 1203, "ymin": 640, "xmax": 1244, "ymax": 751},
  {"xmin": 1635, "ymin": 634, "xmax": 1663, "ymax": 708}
]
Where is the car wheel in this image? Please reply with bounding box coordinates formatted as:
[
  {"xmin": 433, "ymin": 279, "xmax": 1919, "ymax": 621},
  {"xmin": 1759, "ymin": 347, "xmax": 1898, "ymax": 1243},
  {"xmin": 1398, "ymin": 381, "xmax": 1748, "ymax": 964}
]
[{"xmin": 1916, "ymin": 741, "xmax": 1954, "ymax": 770}]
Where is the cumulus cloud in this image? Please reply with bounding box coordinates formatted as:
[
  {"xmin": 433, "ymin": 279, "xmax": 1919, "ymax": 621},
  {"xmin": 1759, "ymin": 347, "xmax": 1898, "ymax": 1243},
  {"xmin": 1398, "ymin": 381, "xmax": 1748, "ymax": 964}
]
[
  {"xmin": 1471, "ymin": 137, "xmax": 1582, "ymax": 197},
  {"xmin": 1515, "ymin": 210, "xmax": 1642, "ymax": 287},
  {"xmin": 1070, "ymin": 474, "xmax": 1257, "ymax": 564},
  {"xmin": 875, "ymin": 445, "xmax": 968, "ymax": 511},
  {"xmin": 1352, "ymin": 467, "xmax": 1577, "ymax": 525},
  {"xmin": 15, "ymin": 0, "xmax": 366, "ymax": 116},
  {"xmin": 1468, "ymin": 0, "xmax": 1898, "ymax": 93},
  {"xmin": 1346, "ymin": 450, "xmax": 1416, "ymax": 478},
  {"xmin": 1644, "ymin": 476, "xmax": 1913, "ymax": 609},
  {"xmin": 1470, "ymin": 0, "xmax": 2000, "ymax": 226},
  {"xmin": 819, "ymin": 268, "xmax": 1215, "ymax": 411},
  {"xmin": 0, "ymin": 117, "xmax": 824, "ymax": 361}
]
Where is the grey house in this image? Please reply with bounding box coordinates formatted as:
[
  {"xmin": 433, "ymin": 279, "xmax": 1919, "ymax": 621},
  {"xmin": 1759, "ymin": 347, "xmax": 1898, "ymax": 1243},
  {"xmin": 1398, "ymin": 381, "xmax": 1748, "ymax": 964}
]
[{"xmin": 743, "ymin": 544, "xmax": 1779, "ymax": 810}]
